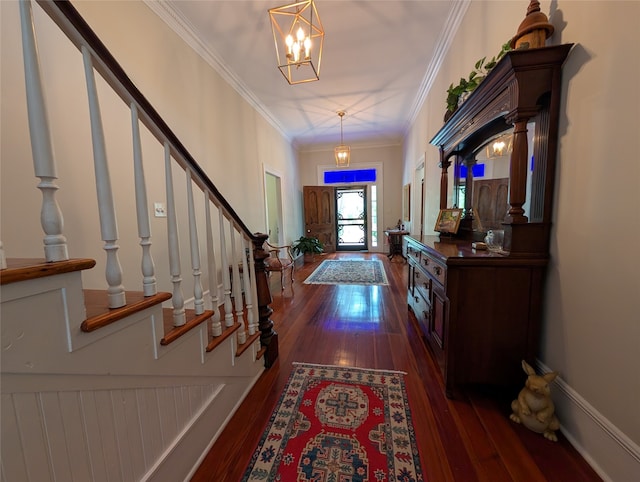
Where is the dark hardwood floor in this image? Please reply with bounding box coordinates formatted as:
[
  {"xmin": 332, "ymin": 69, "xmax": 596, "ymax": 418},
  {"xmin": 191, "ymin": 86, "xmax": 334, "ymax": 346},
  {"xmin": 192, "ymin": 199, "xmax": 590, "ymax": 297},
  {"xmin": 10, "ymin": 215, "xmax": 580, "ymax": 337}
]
[{"xmin": 191, "ymin": 252, "xmax": 602, "ymax": 482}]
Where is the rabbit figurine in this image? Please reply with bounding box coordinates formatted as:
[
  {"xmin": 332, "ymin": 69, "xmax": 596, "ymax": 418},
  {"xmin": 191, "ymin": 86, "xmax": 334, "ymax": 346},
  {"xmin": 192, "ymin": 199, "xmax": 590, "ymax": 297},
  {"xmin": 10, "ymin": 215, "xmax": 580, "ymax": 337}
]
[{"xmin": 510, "ymin": 360, "xmax": 560, "ymax": 441}]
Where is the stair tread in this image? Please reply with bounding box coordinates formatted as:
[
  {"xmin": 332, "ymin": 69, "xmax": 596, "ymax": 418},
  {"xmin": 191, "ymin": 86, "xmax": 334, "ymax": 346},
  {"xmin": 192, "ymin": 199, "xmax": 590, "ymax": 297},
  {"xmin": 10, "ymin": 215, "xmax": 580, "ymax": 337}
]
[
  {"xmin": 206, "ymin": 322, "xmax": 242, "ymax": 352},
  {"xmin": 82, "ymin": 289, "xmax": 172, "ymax": 332},
  {"xmin": 236, "ymin": 332, "xmax": 260, "ymax": 357},
  {"xmin": 161, "ymin": 308, "xmax": 214, "ymax": 345},
  {"xmin": 1, "ymin": 258, "xmax": 96, "ymax": 285}
]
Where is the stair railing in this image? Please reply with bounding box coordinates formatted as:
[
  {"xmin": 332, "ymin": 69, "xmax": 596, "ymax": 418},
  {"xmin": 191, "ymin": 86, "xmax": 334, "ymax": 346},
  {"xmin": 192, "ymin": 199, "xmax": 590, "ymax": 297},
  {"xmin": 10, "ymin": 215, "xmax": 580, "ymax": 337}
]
[{"xmin": 11, "ymin": 0, "xmax": 277, "ymax": 365}]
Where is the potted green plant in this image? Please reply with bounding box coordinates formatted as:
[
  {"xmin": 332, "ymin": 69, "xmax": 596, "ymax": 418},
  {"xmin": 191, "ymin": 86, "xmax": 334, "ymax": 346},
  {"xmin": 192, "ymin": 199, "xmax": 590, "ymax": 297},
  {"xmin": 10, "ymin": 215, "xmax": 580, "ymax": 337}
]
[
  {"xmin": 292, "ymin": 235, "xmax": 324, "ymax": 262},
  {"xmin": 445, "ymin": 42, "xmax": 512, "ymax": 120}
]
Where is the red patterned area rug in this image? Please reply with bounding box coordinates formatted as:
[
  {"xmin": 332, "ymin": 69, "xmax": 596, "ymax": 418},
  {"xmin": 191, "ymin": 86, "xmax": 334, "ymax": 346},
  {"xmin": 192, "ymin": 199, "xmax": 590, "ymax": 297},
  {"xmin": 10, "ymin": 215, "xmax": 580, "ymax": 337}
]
[{"xmin": 241, "ymin": 363, "xmax": 423, "ymax": 482}]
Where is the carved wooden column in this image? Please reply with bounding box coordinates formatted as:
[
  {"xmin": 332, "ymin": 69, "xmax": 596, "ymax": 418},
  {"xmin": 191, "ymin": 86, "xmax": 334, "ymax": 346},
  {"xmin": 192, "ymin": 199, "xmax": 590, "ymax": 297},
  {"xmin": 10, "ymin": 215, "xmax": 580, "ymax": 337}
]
[
  {"xmin": 439, "ymin": 147, "xmax": 452, "ymax": 210},
  {"xmin": 251, "ymin": 232, "xmax": 278, "ymax": 368},
  {"xmin": 505, "ymin": 117, "xmax": 531, "ymax": 223},
  {"xmin": 463, "ymin": 156, "xmax": 476, "ymax": 215}
]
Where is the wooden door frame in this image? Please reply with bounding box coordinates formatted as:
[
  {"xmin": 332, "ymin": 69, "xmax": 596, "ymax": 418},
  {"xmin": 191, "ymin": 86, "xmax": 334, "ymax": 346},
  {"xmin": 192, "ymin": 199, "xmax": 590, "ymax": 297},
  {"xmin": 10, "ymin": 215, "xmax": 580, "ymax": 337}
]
[
  {"xmin": 263, "ymin": 165, "xmax": 285, "ymax": 245},
  {"xmin": 414, "ymin": 154, "xmax": 425, "ymax": 238}
]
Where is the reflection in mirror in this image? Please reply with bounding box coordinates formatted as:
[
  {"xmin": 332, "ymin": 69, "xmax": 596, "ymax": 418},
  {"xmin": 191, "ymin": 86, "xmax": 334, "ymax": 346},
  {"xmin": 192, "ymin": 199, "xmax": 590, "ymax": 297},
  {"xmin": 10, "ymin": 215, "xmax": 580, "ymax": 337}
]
[{"xmin": 453, "ymin": 121, "xmax": 535, "ymax": 234}]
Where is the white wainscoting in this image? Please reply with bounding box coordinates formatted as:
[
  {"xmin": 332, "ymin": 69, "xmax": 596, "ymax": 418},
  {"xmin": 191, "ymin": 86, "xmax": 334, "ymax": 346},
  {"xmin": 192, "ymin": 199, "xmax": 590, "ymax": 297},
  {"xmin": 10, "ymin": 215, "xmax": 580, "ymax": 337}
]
[{"xmin": 1, "ymin": 270, "xmax": 264, "ymax": 481}]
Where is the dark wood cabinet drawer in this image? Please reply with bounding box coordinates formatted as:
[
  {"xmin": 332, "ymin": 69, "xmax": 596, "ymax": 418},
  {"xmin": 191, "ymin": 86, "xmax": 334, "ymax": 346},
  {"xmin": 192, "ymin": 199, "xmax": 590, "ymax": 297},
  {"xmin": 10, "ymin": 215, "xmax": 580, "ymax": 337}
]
[
  {"xmin": 419, "ymin": 255, "xmax": 446, "ymax": 286},
  {"xmin": 407, "ymin": 242, "xmax": 447, "ymax": 371},
  {"xmin": 430, "ymin": 286, "xmax": 446, "ymax": 350},
  {"xmin": 408, "ymin": 288, "xmax": 430, "ymax": 338},
  {"xmin": 413, "ymin": 268, "xmax": 432, "ymax": 306}
]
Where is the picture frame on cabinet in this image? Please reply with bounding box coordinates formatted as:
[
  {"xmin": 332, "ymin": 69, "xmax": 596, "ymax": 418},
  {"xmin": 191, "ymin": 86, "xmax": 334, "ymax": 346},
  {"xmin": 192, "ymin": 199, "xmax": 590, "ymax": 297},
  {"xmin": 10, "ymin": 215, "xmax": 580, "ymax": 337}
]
[{"xmin": 434, "ymin": 208, "xmax": 462, "ymax": 234}]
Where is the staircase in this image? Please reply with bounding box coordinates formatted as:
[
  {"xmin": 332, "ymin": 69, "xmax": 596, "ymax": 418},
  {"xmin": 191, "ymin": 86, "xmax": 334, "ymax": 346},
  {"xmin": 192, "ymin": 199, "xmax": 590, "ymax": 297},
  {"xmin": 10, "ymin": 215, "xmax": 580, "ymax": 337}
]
[{"xmin": 1, "ymin": 1, "xmax": 277, "ymax": 480}]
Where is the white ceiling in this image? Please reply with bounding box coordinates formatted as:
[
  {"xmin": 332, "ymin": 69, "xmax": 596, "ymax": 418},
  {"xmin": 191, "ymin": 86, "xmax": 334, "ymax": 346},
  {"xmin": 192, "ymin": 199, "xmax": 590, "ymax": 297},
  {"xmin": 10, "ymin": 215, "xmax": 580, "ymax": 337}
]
[{"xmin": 148, "ymin": 1, "xmax": 469, "ymax": 148}]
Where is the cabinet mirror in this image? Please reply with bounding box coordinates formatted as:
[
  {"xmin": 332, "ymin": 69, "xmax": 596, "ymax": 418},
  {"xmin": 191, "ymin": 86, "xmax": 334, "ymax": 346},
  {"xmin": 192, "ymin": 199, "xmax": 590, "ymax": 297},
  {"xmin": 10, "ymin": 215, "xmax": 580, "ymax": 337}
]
[
  {"xmin": 452, "ymin": 121, "xmax": 535, "ymax": 235},
  {"xmin": 431, "ymin": 44, "xmax": 572, "ymax": 256}
]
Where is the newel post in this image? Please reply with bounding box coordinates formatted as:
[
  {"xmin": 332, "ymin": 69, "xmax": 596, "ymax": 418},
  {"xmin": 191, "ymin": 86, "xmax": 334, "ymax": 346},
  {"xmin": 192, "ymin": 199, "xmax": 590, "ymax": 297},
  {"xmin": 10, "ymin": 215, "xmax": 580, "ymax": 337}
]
[{"xmin": 251, "ymin": 232, "xmax": 278, "ymax": 368}]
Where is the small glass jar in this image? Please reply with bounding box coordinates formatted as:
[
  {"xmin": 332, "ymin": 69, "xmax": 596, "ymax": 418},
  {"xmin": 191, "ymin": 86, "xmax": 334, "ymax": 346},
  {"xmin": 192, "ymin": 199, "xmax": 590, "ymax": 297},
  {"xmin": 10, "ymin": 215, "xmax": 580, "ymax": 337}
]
[{"xmin": 485, "ymin": 229, "xmax": 504, "ymax": 252}]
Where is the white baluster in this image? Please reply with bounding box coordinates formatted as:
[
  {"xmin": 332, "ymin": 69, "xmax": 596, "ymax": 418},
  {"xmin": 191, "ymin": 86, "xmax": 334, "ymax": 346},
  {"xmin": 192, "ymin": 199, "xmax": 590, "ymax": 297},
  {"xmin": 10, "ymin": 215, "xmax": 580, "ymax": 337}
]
[
  {"xmin": 205, "ymin": 196, "xmax": 222, "ymax": 336},
  {"xmin": 82, "ymin": 45, "xmax": 125, "ymax": 308},
  {"xmin": 131, "ymin": 103, "xmax": 156, "ymax": 296},
  {"xmin": 242, "ymin": 236, "xmax": 255, "ymax": 336},
  {"xmin": 218, "ymin": 210, "xmax": 234, "ymax": 327},
  {"xmin": 164, "ymin": 142, "xmax": 185, "ymax": 326},
  {"xmin": 231, "ymin": 225, "xmax": 246, "ymax": 345},
  {"xmin": 186, "ymin": 170, "xmax": 204, "ymax": 315},
  {"xmin": 19, "ymin": 0, "xmax": 68, "ymax": 262}
]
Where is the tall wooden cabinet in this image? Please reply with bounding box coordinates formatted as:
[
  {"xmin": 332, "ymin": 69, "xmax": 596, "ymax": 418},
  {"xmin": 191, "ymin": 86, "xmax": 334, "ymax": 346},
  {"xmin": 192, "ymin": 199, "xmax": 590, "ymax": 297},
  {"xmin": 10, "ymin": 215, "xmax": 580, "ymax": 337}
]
[{"xmin": 407, "ymin": 44, "xmax": 572, "ymax": 398}]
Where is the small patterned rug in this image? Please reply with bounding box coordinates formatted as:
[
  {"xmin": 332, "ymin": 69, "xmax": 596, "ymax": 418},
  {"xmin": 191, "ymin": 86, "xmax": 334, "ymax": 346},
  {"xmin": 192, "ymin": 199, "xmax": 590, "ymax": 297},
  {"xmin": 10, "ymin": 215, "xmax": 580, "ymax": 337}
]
[
  {"xmin": 303, "ymin": 259, "xmax": 389, "ymax": 286},
  {"xmin": 241, "ymin": 363, "xmax": 423, "ymax": 482}
]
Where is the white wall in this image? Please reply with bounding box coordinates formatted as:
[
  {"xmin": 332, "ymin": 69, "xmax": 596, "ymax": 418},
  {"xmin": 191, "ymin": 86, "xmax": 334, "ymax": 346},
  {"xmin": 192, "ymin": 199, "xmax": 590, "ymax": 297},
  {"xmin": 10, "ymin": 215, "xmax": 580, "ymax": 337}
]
[
  {"xmin": 71, "ymin": 0, "xmax": 302, "ymax": 245},
  {"xmin": 402, "ymin": 1, "xmax": 640, "ymax": 480}
]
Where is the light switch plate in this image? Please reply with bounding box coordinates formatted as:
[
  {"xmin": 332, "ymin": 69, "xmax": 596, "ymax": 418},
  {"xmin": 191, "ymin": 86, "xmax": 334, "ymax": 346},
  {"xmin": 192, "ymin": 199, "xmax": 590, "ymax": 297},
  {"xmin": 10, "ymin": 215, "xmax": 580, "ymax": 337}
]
[{"xmin": 154, "ymin": 202, "xmax": 167, "ymax": 218}]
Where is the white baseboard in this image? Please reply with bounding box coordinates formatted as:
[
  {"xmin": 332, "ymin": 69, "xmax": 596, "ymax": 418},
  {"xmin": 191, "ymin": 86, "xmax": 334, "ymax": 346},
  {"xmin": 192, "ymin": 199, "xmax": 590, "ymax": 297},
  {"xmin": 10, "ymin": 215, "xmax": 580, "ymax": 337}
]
[{"xmin": 536, "ymin": 360, "xmax": 640, "ymax": 482}]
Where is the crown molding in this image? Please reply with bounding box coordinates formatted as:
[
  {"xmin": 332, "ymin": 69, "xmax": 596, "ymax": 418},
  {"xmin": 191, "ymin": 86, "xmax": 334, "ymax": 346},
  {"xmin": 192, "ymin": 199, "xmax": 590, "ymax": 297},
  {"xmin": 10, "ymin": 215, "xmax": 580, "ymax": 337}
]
[
  {"xmin": 404, "ymin": 0, "xmax": 471, "ymax": 134},
  {"xmin": 297, "ymin": 139, "xmax": 402, "ymax": 154},
  {"xmin": 144, "ymin": 0, "xmax": 469, "ymax": 147},
  {"xmin": 143, "ymin": 0, "xmax": 290, "ymax": 143}
]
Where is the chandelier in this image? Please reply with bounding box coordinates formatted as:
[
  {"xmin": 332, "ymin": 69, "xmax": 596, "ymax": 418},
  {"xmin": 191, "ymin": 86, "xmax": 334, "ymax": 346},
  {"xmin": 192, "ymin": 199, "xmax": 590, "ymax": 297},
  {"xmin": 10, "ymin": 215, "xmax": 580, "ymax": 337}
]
[
  {"xmin": 334, "ymin": 111, "xmax": 350, "ymax": 167},
  {"xmin": 486, "ymin": 132, "xmax": 513, "ymax": 159},
  {"xmin": 268, "ymin": 0, "xmax": 324, "ymax": 85}
]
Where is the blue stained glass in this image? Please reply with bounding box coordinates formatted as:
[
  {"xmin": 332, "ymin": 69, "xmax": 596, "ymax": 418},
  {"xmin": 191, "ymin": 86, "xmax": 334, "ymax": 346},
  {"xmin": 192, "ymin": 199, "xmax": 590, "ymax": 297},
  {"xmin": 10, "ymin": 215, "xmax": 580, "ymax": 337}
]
[
  {"xmin": 457, "ymin": 163, "xmax": 485, "ymax": 179},
  {"xmin": 324, "ymin": 169, "xmax": 377, "ymax": 184}
]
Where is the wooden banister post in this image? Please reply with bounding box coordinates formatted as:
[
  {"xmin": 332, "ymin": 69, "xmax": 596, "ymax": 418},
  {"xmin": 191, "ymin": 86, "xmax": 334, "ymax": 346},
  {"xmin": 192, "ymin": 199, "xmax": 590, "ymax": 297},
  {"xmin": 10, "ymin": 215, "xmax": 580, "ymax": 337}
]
[{"xmin": 252, "ymin": 233, "xmax": 278, "ymax": 368}]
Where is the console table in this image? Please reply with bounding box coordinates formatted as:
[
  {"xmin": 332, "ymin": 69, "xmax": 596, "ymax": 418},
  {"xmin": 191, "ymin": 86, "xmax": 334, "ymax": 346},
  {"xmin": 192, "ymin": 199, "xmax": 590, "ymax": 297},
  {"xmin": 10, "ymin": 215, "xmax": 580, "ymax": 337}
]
[
  {"xmin": 384, "ymin": 230, "xmax": 409, "ymax": 261},
  {"xmin": 405, "ymin": 235, "xmax": 546, "ymax": 398}
]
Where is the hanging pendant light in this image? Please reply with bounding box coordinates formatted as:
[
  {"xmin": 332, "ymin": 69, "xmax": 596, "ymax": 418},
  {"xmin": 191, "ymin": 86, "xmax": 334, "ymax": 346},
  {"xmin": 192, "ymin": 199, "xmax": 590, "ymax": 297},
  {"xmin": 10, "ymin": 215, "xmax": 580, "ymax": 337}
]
[
  {"xmin": 268, "ymin": 0, "xmax": 324, "ymax": 85},
  {"xmin": 486, "ymin": 132, "xmax": 513, "ymax": 159},
  {"xmin": 334, "ymin": 111, "xmax": 350, "ymax": 167}
]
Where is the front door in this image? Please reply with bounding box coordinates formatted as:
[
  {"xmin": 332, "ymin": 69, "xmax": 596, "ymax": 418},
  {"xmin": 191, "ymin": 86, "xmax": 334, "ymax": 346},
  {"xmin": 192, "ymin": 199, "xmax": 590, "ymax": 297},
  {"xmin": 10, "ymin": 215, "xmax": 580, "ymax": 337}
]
[
  {"xmin": 303, "ymin": 186, "xmax": 336, "ymax": 253},
  {"xmin": 336, "ymin": 186, "xmax": 367, "ymax": 251}
]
